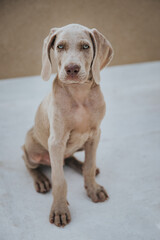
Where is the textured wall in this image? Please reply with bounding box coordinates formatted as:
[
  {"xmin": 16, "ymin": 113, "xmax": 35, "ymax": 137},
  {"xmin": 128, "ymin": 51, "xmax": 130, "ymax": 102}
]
[{"xmin": 0, "ymin": 0, "xmax": 160, "ymax": 79}]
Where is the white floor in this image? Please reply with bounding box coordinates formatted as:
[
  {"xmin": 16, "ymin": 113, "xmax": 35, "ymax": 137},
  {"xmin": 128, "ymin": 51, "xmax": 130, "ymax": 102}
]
[{"xmin": 0, "ymin": 62, "xmax": 160, "ymax": 240}]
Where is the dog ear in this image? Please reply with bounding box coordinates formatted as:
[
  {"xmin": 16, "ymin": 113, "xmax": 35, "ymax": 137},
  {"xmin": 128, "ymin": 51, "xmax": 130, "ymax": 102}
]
[
  {"xmin": 90, "ymin": 29, "xmax": 114, "ymax": 84},
  {"xmin": 41, "ymin": 28, "xmax": 59, "ymax": 81}
]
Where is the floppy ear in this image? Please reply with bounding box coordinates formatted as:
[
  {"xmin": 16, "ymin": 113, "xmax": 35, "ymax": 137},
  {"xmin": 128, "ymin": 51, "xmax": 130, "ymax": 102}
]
[
  {"xmin": 41, "ymin": 28, "xmax": 59, "ymax": 81},
  {"xmin": 90, "ymin": 28, "xmax": 114, "ymax": 84}
]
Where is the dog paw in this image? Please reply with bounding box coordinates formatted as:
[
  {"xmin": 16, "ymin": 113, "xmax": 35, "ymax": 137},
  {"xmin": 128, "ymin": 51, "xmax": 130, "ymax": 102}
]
[
  {"xmin": 34, "ymin": 174, "xmax": 51, "ymax": 193},
  {"xmin": 85, "ymin": 184, "xmax": 109, "ymax": 203},
  {"xmin": 49, "ymin": 202, "xmax": 71, "ymax": 227}
]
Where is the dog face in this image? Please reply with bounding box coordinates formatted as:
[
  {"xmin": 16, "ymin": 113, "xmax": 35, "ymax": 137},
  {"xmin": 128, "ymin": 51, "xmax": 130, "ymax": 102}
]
[
  {"xmin": 41, "ymin": 24, "xmax": 113, "ymax": 84},
  {"xmin": 53, "ymin": 26, "xmax": 94, "ymax": 84}
]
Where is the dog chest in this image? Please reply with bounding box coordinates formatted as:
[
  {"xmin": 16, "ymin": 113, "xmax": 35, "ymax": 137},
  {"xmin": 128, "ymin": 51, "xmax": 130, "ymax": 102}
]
[
  {"xmin": 70, "ymin": 99, "xmax": 105, "ymax": 133},
  {"xmin": 73, "ymin": 104, "xmax": 90, "ymax": 133}
]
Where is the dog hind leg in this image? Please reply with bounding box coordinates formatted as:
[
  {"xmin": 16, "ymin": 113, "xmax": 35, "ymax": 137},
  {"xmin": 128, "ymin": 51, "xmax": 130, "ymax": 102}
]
[{"xmin": 22, "ymin": 128, "xmax": 51, "ymax": 193}]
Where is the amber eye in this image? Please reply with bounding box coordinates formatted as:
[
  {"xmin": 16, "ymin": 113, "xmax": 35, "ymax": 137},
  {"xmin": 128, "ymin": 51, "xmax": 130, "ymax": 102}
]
[
  {"xmin": 82, "ymin": 44, "xmax": 89, "ymax": 49},
  {"xmin": 57, "ymin": 45, "xmax": 64, "ymax": 49}
]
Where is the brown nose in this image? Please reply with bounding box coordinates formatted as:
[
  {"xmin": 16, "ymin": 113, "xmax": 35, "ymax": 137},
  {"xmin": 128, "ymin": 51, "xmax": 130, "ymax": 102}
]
[{"xmin": 65, "ymin": 64, "xmax": 80, "ymax": 76}]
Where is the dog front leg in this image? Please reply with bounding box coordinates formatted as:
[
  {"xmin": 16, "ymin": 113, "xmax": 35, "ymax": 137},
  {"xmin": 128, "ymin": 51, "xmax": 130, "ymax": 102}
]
[
  {"xmin": 48, "ymin": 133, "xmax": 71, "ymax": 227},
  {"xmin": 83, "ymin": 129, "xmax": 109, "ymax": 203}
]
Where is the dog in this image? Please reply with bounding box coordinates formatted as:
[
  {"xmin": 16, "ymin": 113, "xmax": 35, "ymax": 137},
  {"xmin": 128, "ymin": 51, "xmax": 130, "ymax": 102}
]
[{"xmin": 22, "ymin": 23, "xmax": 113, "ymax": 227}]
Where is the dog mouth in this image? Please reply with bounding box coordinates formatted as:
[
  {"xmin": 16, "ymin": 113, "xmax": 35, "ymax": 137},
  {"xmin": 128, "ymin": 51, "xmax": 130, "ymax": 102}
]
[
  {"xmin": 65, "ymin": 77, "xmax": 87, "ymax": 84},
  {"xmin": 60, "ymin": 73, "xmax": 87, "ymax": 83},
  {"xmin": 66, "ymin": 75, "xmax": 79, "ymax": 81},
  {"xmin": 58, "ymin": 68, "xmax": 88, "ymax": 83}
]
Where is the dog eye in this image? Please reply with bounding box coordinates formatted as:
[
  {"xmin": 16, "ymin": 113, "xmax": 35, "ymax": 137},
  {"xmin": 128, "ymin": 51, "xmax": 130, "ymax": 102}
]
[
  {"xmin": 82, "ymin": 44, "xmax": 89, "ymax": 49},
  {"xmin": 57, "ymin": 45, "xmax": 64, "ymax": 49}
]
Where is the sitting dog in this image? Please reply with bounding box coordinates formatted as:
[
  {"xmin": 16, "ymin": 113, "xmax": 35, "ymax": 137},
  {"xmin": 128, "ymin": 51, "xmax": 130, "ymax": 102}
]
[{"xmin": 22, "ymin": 24, "xmax": 113, "ymax": 227}]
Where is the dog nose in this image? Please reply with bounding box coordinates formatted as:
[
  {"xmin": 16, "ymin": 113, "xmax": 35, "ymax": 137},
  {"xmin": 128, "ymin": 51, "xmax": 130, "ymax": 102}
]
[{"xmin": 65, "ymin": 64, "xmax": 80, "ymax": 76}]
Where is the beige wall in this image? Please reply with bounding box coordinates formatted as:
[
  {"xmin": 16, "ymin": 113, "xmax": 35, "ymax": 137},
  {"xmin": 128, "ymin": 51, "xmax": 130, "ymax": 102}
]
[{"xmin": 0, "ymin": 0, "xmax": 160, "ymax": 79}]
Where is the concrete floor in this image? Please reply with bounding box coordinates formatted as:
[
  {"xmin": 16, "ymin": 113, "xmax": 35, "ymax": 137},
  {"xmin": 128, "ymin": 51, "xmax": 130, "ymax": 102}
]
[{"xmin": 0, "ymin": 61, "xmax": 160, "ymax": 240}]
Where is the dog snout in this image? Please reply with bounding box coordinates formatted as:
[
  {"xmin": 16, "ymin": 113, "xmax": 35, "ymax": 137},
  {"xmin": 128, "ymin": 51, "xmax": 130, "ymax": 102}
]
[{"xmin": 65, "ymin": 64, "xmax": 80, "ymax": 77}]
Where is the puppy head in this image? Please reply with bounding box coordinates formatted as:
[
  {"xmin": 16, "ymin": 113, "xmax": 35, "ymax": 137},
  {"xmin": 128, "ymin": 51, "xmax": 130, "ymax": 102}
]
[{"xmin": 41, "ymin": 24, "xmax": 113, "ymax": 84}]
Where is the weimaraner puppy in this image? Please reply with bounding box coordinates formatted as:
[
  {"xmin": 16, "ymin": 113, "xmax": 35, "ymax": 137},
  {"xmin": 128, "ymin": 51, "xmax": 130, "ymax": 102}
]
[{"xmin": 22, "ymin": 23, "xmax": 113, "ymax": 227}]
